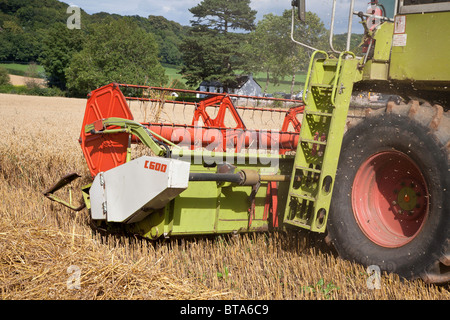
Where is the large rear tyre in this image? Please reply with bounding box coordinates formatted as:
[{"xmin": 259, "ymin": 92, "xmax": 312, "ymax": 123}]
[{"xmin": 328, "ymin": 101, "xmax": 450, "ymax": 283}]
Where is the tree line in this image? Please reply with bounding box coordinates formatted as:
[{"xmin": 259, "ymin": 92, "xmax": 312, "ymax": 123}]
[{"xmin": 0, "ymin": 0, "xmax": 362, "ymax": 97}]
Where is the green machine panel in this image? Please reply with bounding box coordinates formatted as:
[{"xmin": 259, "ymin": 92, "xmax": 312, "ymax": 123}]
[{"xmin": 389, "ymin": 12, "xmax": 450, "ymax": 82}]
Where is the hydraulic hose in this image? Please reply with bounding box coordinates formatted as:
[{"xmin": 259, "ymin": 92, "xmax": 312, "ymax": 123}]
[
  {"xmin": 189, "ymin": 172, "xmax": 244, "ymax": 184},
  {"xmin": 188, "ymin": 170, "xmax": 297, "ymax": 186}
]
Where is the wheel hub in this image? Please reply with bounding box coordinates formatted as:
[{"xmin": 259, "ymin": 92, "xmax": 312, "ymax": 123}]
[
  {"xmin": 352, "ymin": 151, "xmax": 429, "ymax": 248},
  {"xmin": 391, "ymin": 178, "xmax": 426, "ymax": 220}
]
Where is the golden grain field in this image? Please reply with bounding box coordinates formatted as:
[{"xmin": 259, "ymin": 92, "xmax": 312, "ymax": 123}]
[{"xmin": 0, "ymin": 93, "xmax": 449, "ymax": 300}]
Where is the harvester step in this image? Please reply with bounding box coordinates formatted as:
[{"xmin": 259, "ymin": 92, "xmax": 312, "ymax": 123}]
[
  {"xmin": 289, "ymin": 192, "xmax": 316, "ymax": 202},
  {"xmin": 310, "ymin": 83, "xmax": 333, "ymax": 89},
  {"xmin": 300, "ymin": 138, "xmax": 327, "ymax": 146},
  {"xmin": 323, "ymin": 60, "xmax": 339, "ymax": 67},
  {"xmin": 284, "ymin": 218, "xmax": 310, "ymax": 229},
  {"xmin": 295, "ymin": 165, "xmax": 322, "ymax": 174},
  {"xmin": 305, "ymin": 110, "xmax": 333, "ymax": 117}
]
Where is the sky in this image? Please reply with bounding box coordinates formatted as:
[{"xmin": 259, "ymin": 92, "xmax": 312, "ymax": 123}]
[{"xmin": 67, "ymin": 0, "xmax": 371, "ymax": 34}]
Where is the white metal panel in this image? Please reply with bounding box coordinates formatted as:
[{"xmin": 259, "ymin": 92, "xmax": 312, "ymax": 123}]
[
  {"xmin": 90, "ymin": 172, "xmax": 106, "ymax": 220},
  {"xmin": 90, "ymin": 156, "xmax": 190, "ymax": 224}
]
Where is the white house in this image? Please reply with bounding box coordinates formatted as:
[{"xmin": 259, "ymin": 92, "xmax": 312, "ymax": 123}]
[
  {"xmin": 228, "ymin": 74, "xmax": 262, "ymax": 97},
  {"xmin": 196, "ymin": 75, "xmax": 262, "ymax": 98},
  {"xmin": 197, "ymin": 80, "xmax": 224, "ymax": 98}
]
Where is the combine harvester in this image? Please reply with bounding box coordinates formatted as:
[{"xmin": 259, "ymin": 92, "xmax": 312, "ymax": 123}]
[{"xmin": 45, "ymin": 0, "xmax": 449, "ymax": 284}]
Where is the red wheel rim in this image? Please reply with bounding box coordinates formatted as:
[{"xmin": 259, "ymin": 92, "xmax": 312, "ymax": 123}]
[{"xmin": 352, "ymin": 151, "xmax": 429, "ymax": 248}]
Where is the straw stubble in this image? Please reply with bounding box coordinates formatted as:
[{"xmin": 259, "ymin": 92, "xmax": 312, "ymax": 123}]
[{"xmin": 0, "ymin": 93, "xmax": 448, "ymax": 300}]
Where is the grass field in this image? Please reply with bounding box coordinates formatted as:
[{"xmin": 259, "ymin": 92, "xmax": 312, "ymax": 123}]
[
  {"xmin": 0, "ymin": 63, "xmax": 45, "ymax": 78},
  {"xmin": 0, "ymin": 92, "xmax": 448, "ymax": 301},
  {"xmin": 1, "ymin": 62, "xmax": 306, "ymax": 95}
]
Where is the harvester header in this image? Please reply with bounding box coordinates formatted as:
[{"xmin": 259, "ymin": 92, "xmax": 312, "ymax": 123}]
[{"xmin": 80, "ymin": 83, "xmax": 304, "ymax": 178}]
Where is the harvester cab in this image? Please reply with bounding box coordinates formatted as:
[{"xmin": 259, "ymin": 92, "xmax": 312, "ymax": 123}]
[{"xmin": 45, "ymin": 0, "xmax": 449, "ymax": 284}]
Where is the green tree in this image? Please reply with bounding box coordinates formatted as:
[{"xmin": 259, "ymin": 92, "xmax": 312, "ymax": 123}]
[
  {"xmin": 0, "ymin": 19, "xmax": 42, "ymax": 62},
  {"xmin": 146, "ymin": 15, "xmax": 188, "ymax": 66},
  {"xmin": 39, "ymin": 23, "xmax": 85, "ymax": 90},
  {"xmin": 0, "ymin": 21, "xmax": 16, "ymax": 61},
  {"xmin": 244, "ymin": 10, "xmax": 327, "ymax": 96},
  {"xmin": 241, "ymin": 13, "xmax": 288, "ymax": 94},
  {"xmin": 66, "ymin": 18, "xmax": 167, "ymax": 97},
  {"xmin": 281, "ymin": 10, "xmax": 327, "ymax": 95},
  {"xmin": 189, "ymin": 0, "xmax": 256, "ymax": 34},
  {"xmin": 87, "ymin": 13, "xmax": 188, "ymax": 66},
  {"xmin": 332, "ymin": 33, "xmax": 364, "ymax": 56},
  {"xmin": 180, "ymin": 0, "xmax": 256, "ymax": 89},
  {"xmin": 0, "ymin": 0, "xmax": 71, "ymax": 62},
  {"xmin": 180, "ymin": 26, "xmax": 235, "ymax": 88}
]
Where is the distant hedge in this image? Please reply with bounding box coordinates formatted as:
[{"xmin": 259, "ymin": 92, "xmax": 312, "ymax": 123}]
[{"xmin": 0, "ymin": 67, "xmax": 11, "ymax": 86}]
